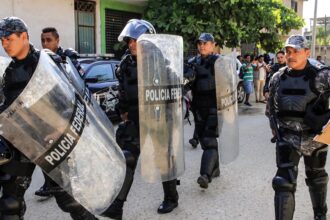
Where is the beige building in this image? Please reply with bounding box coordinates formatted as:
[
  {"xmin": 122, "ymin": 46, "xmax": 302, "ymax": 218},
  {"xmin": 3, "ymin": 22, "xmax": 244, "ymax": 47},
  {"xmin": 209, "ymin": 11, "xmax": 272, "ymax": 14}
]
[
  {"xmin": 0, "ymin": 0, "xmax": 78, "ymax": 56},
  {"xmin": 0, "ymin": 0, "xmax": 145, "ymax": 57},
  {"xmin": 282, "ymin": 0, "xmax": 305, "ymax": 36}
]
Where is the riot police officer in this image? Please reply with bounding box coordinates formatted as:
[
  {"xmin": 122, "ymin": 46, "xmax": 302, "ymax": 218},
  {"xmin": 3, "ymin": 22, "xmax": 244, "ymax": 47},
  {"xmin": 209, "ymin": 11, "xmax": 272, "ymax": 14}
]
[
  {"xmin": 34, "ymin": 26, "xmax": 84, "ymax": 198},
  {"xmin": 268, "ymin": 35, "xmax": 330, "ymax": 220},
  {"xmin": 41, "ymin": 27, "xmax": 84, "ymax": 76},
  {"xmin": 101, "ymin": 19, "xmax": 179, "ymax": 220},
  {"xmin": 184, "ymin": 33, "xmax": 220, "ymax": 189},
  {"xmin": 0, "ymin": 16, "xmax": 97, "ymax": 220},
  {"xmin": 263, "ymin": 50, "xmax": 286, "ymax": 100}
]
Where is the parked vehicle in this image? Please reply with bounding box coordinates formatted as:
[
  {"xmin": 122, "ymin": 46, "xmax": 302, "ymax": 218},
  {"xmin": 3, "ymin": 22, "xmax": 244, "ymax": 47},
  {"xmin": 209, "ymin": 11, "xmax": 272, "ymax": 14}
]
[{"xmin": 82, "ymin": 59, "xmax": 121, "ymax": 121}]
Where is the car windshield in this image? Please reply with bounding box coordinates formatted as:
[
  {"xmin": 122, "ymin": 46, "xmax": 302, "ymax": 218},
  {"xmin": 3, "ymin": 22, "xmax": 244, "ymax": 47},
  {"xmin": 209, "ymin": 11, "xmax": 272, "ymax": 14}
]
[
  {"xmin": 85, "ymin": 63, "xmax": 115, "ymax": 82},
  {"xmin": 80, "ymin": 63, "xmax": 91, "ymax": 71}
]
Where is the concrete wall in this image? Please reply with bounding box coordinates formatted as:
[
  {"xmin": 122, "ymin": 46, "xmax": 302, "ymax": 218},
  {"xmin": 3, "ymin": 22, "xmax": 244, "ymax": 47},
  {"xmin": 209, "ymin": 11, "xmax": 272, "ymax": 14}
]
[
  {"xmin": 0, "ymin": 0, "xmax": 75, "ymax": 57},
  {"xmin": 282, "ymin": 0, "xmax": 304, "ymax": 36},
  {"xmin": 316, "ymin": 45, "xmax": 330, "ymax": 65}
]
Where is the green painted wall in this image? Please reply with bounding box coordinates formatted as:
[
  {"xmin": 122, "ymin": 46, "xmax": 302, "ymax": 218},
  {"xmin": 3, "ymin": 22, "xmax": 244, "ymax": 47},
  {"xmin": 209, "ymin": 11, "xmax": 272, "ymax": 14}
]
[{"xmin": 100, "ymin": 0, "xmax": 145, "ymax": 54}]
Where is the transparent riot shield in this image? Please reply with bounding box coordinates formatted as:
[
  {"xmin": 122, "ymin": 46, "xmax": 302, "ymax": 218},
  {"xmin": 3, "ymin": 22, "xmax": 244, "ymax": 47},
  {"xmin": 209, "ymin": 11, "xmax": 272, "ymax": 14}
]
[
  {"xmin": 0, "ymin": 56, "xmax": 10, "ymax": 78},
  {"xmin": 63, "ymin": 56, "xmax": 115, "ymax": 135},
  {"xmin": 0, "ymin": 56, "xmax": 11, "ymax": 105},
  {"xmin": 214, "ymin": 53, "xmax": 239, "ymax": 164},
  {"xmin": 137, "ymin": 34, "xmax": 185, "ymax": 183},
  {"xmin": 0, "ymin": 51, "xmax": 126, "ymax": 214}
]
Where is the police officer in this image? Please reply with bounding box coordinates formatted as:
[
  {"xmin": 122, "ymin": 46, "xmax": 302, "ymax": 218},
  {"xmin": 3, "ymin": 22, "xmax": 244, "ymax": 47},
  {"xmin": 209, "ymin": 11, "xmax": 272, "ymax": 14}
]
[
  {"xmin": 184, "ymin": 33, "xmax": 220, "ymax": 189},
  {"xmin": 41, "ymin": 27, "xmax": 84, "ymax": 76},
  {"xmin": 264, "ymin": 50, "xmax": 286, "ymax": 100},
  {"xmin": 34, "ymin": 26, "xmax": 83, "ymax": 198},
  {"xmin": 101, "ymin": 19, "xmax": 179, "ymax": 220},
  {"xmin": 265, "ymin": 50, "xmax": 287, "ymax": 143},
  {"xmin": 268, "ymin": 35, "xmax": 330, "ymax": 220},
  {"xmin": 0, "ymin": 16, "xmax": 97, "ymax": 220}
]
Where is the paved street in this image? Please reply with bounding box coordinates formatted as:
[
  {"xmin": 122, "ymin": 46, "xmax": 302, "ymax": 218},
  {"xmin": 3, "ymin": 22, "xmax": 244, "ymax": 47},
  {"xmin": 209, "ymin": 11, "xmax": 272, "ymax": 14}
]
[{"xmin": 24, "ymin": 102, "xmax": 329, "ymax": 220}]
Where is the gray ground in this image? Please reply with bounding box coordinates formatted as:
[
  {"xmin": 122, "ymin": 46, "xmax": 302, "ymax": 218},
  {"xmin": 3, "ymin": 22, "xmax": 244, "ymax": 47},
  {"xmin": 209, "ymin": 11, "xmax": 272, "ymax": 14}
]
[{"xmin": 24, "ymin": 102, "xmax": 329, "ymax": 220}]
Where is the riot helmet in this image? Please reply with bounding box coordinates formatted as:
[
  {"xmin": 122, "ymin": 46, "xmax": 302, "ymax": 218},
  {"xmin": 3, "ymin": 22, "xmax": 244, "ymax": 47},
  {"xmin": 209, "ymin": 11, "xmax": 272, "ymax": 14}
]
[{"xmin": 118, "ymin": 19, "xmax": 156, "ymax": 43}]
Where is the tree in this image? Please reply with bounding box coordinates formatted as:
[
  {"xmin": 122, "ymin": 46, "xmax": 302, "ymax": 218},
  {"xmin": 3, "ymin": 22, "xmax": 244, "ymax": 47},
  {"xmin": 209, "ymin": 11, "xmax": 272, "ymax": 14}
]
[
  {"xmin": 316, "ymin": 26, "xmax": 330, "ymax": 46},
  {"xmin": 144, "ymin": 0, "xmax": 304, "ymax": 53}
]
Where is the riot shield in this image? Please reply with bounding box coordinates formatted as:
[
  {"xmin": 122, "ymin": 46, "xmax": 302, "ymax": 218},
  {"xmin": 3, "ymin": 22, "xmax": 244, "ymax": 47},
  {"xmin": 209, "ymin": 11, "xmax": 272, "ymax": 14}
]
[
  {"xmin": 63, "ymin": 56, "xmax": 115, "ymax": 135},
  {"xmin": 214, "ymin": 53, "xmax": 239, "ymax": 164},
  {"xmin": 0, "ymin": 51, "xmax": 126, "ymax": 214},
  {"xmin": 0, "ymin": 56, "xmax": 11, "ymax": 105},
  {"xmin": 0, "ymin": 56, "xmax": 10, "ymax": 78},
  {"xmin": 137, "ymin": 34, "xmax": 185, "ymax": 183}
]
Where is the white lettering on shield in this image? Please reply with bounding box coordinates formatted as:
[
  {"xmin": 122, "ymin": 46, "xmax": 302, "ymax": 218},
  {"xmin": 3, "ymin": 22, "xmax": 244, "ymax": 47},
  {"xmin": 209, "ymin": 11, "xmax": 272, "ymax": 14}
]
[
  {"xmin": 145, "ymin": 87, "xmax": 181, "ymax": 102},
  {"xmin": 44, "ymin": 100, "xmax": 85, "ymax": 166}
]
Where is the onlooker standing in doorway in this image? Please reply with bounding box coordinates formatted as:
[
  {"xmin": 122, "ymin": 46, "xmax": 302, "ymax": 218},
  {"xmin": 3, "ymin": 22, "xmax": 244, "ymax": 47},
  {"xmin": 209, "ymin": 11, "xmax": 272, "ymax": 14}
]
[
  {"xmin": 241, "ymin": 54, "xmax": 256, "ymax": 106},
  {"xmin": 254, "ymin": 55, "xmax": 269, "ymax": 103}
]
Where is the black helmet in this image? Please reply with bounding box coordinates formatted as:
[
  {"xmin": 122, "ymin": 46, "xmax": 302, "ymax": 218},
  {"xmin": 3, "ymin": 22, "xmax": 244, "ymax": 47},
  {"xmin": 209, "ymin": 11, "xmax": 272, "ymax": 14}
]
[{"xmin": 118, "ymin": 19, "xmax": 156, "ymax": 42}]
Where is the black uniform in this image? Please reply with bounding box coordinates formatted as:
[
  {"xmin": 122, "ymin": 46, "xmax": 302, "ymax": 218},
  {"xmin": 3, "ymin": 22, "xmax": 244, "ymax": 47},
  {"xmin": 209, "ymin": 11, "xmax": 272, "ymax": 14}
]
[
  {"xmin": 264, "ymin": 62, "xmax": 286, "ymax": 95},
  {"xmin": 0, "ymin": 45, "xmax": 97, "ymax": 220},
  {"xmin": 185, "ymin": 54, "xmax": 220, "ymax": 188},
  {"xmin": 102, "ymin": 51, "xmax": 178, "ymax": 219},
  {"xmin": 56, "ymin": 47, "xmax": 84, "ymax": 76},
  {"xmin": 268, "ymin": 61, "xmax": 330, "ymax": 220}
]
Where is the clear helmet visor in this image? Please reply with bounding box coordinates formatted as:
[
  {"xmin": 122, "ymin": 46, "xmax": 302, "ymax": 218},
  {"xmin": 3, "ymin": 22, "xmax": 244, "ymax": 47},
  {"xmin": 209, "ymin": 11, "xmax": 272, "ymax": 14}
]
[{"xmin": 118, "ymin": 19, "xmax": 156, "ymax": 42}]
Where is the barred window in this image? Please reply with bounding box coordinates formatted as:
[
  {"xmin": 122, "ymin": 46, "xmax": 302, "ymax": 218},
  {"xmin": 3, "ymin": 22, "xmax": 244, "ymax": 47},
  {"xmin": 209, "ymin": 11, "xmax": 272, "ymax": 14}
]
[
  {"xmin": 75, "ymin": 0, "xmax": 96, "ymax": 54},
  {"xmin": 105, "ymin": 9, "xmax": 141, "ymax": 58},
  {"xmin": 291, "ymin": 0, "xmax": 298, "ymax": 13}
]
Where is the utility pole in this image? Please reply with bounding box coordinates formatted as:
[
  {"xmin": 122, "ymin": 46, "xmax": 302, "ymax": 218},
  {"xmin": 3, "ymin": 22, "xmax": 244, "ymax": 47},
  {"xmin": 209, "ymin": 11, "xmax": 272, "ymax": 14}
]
[{"xmin": 311, "ymin": 0, "xmax": 318, "ymax": 58}]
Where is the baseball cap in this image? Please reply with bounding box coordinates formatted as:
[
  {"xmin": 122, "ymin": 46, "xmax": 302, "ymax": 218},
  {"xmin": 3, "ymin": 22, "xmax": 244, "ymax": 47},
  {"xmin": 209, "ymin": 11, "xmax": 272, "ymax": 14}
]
[
  {"xmin": 0, "ymin": 16, "xmax": 28, "ymax": 38},
  {"xmin": 284, "ymin": 35, "xmax": 310, "ymax": 50},
  {"xmin": 197, "ymin": 33, "xmax": 214, "ymax": 43}
]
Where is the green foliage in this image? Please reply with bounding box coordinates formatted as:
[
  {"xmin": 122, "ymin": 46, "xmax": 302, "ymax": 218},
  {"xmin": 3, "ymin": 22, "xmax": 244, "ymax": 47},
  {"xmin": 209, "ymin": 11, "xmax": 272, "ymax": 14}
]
[
  {"xmin": 316, "ymin": 26, "xmax": 330, "ymax": 46},
  {"xmin": 144, "ymin": 0, "xmax": 304, "ymax": 52}
]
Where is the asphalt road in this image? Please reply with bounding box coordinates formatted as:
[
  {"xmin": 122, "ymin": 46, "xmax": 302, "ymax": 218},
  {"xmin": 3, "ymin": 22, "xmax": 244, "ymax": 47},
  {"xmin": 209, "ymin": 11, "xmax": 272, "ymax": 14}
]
[{"xmin": 24, "ymin": 102, "xmax": 329, "ymax": 220}]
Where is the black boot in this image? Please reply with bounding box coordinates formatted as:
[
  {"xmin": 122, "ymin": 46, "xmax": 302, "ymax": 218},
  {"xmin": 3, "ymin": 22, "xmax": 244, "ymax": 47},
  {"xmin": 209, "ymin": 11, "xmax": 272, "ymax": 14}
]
[
  {"xmin": 198, "ymin": 149, "xmax": 220, "ymax": 189},
  {"xmin": 158, "ymin": 179, "xmax": 179, "ymax": 214},
  {"xmin": 306, "ymin": 176, "xmax": 328, "ymax": 220},
  {"xmin": 101, "ymin": 166, "xmax": 135, "ymax": 220},
  {"xmin": 70, "ymin": 210, "xmax": 99, "ymax": 220},
  {"xmin": 35, "ymin": 173, "xmax": 57, "ymax": 197},
  {"xmin": 274, "ymin": 191, "xmax": 295, "ymax": 220},
  {"xmin": 35, "ymin": 185, "xmax": 53, "ymax": 197},
  {"xmin": 101, "ymin": 199, "xmax": 124, "ymax": 220}
]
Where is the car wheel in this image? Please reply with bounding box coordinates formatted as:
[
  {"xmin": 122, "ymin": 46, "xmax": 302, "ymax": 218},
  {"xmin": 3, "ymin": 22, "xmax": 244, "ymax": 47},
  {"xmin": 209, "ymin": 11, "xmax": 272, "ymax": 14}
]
[{"xmin": 237, "ymin": 82, "xmax": 245, "ymax": 103}]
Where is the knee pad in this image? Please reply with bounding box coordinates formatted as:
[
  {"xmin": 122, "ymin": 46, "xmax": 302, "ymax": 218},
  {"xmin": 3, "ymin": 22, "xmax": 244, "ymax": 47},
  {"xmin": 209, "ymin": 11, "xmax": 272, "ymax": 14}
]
[
  {"xmin": 276, "ymin": 140, "xmax": 300, "ymax": 169},
  {"xmin": 305, "ymin": 149, "xmax": 328, "ymax": 179},
  {"xmin": 306, "ymin": 174, "xmax": 329, "ymax": 188},
  {"xmin": 200, "ymin": 137, "xmax": 218, "ymax": 150},
  {"xmin": 0, "ymin": 195, "xmax": 24, "ymax": 216},
  {"xmin": 272, "ymin": 176, "xmax": 296, "ymax": 192},
  {"xmin": 204, "ymin": 112, "xmax": 218, "ymax": 137},
  {"xmin": 123, "ymin": 150, "xmax": 138, "ymax": 170}
]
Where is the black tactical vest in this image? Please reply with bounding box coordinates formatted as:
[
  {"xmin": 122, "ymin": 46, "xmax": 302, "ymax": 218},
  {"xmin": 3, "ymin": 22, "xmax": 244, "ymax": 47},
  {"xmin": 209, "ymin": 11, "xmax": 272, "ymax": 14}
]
[
  {"xmin": 275, "ymin": 66, "xmax": 318, "ymax": 120},
  {"xmin": 190, "ymin": 54, "xmax": 218, "ymax": 108},
  {"xmin": 3, "ymin": 45, "xmax": 40, "ymax": 107},
  {"xmin": 117, "ymin": 54, "xmax": 139, "ymax": 123},
  {"xmin": 120, "ymin": 54, "xmax": 138, "ymax": 104}
]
